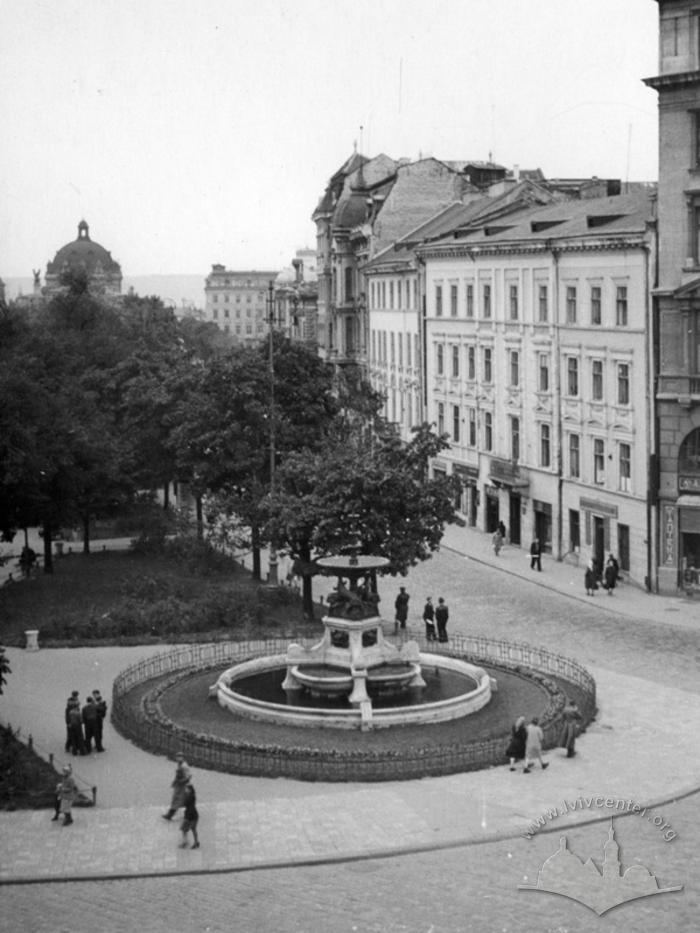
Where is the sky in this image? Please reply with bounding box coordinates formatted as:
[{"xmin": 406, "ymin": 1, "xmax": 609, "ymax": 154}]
[{"xmin": 1, "ymin": 0, "xmax": 660, "ymax": 279}]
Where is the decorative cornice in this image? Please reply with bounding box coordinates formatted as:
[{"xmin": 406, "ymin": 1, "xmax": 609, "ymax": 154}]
[
  {"xmin": 643, "ymin": 70, "xmax": 700, "ymax": 91},
  {"xmin": 417, "ymin": 235, "xmax": 647, "ymax": 260}
]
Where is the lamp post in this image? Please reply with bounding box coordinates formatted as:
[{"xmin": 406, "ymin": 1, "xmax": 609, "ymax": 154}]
[{"xmin": 267, "ymin": 279, "xmax": 279, "ymax": 585}]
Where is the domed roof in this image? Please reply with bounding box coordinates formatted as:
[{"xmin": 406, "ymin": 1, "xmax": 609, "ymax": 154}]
[{"xmin": 46, "ymin": 220, "xmax": 121, "ymax": 276}]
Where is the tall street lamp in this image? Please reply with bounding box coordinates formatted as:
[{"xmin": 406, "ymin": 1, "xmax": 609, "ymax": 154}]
[{"xmin": 267, "ymin": 279, "xmax": 279, "ymax": 585}]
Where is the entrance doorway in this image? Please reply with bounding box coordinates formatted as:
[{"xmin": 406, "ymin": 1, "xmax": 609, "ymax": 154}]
[
  {"xmin": 485, "ymin": 491, "xmax": 499, "ymax": 533},
  {"xmin": 509, "ymin": 493, "xmax": 521, "ymax": 546},
  {"xmin": 593, "ymin": 516, "xmax": 605, "ymax": 577}
]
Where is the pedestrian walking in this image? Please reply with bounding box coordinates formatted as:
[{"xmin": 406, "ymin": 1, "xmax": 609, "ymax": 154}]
[
  {"xmin": 492, "ymin": 529, "xmax": 503, "ymax": 556},
  {"xmin": 179, "ymin": 782, "xmax": 200, "ymax": 849},
  {"xmin": 162, "ymin": 752, "xmax": 191, "ymax": 820},
  {"xmin": 584, "ymin": 560, "xmax": 598, "ymax": 596},
  {"xmin": 422, "ymin": 597, "xmax": 436, "ymax": 641},
  {"xmin": 81, "ymin": 696, "xmax": 99, "ymax": 753},
  {"xmin": 435, "ymin": 597, "xmax": 449, "ymax": 643},
  {"xmin": 92, "ymin": 689, "xmax": 107, "ymax": 752},
  {"xmin": 394, "ymin": 586, "xmax": 410, "ymax": 633},
  {"xmin": 505, "ymin": 715, "xmax": 527, "ymax": 771},
  {"xmin": 57, "ymin": 764, "xmax": 77, "ymax": 825},
  {"xmin": 559, "ymin": 699, "xmax": 583, "ymax": 758},
  {"xmin": 497, "ymin": 520, "xmax": 507, "ymax": 542},
  {"xmin": 603, "ymin": 555, "xmax": 619, "ymax": 596},
  {"xmin": 523, "ymin": 717, "xmax": 549, "ymax": 773},
  {"xmin": 529, "ymin": 537, "xmax": 542, "ymax": 572}
]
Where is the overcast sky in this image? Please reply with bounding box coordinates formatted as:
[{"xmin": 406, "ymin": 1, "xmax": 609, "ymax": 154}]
[{"xmin": 1, "ymin": 0, "xmax": 660, "ymax": 278}]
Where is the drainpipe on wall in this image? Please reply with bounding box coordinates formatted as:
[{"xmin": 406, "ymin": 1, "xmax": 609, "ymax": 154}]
[{"xmin": 551, "ymin": 246, "xmax": 564, "ymax": 561}]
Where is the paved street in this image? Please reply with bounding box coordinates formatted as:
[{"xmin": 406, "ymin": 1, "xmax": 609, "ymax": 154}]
[{"xmin": 2, "ymin": 525, "xmax": 700, "ymax": 931}]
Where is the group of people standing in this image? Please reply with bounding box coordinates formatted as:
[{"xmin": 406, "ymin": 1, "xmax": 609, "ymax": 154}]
[
  {"xmin": 584, "ymin": 553, "xmax": 620, "ymax": 596},
  {"xmin": 506, "ymin": 699, "xmax": 583, "ymax": 773},
  {"xmin": 393, "ymin": 588, "xmax": 450, "ymax": 643},
  {"xmin": 64, "ymin": 688, "xmax": 107, "ymax": 756}
]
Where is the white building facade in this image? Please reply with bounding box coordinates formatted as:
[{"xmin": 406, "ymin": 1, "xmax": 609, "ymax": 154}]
[{"xmin": 418, "ymin": 193, "xmax": 656, "ymax": 585}]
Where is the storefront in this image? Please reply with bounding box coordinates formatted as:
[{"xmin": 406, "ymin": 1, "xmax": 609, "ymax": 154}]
[
  {"xmin": 453, "ymin": 465, "xmax": 479, "ymax": 527},
  {"xmin": 533, "ymin": 500, "xmax": 553, "ymax": 554},
  {"xmin": 486, "ymin": 458, "xmax": 529, "ymax": 546}
]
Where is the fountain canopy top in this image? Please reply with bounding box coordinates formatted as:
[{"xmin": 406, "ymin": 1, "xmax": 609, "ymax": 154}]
[{"xmin": 317, "ymin": 555, "xmax": 390, "ymax": 574}]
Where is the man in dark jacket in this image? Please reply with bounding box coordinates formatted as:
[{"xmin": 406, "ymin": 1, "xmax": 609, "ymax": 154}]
[
  {"xmin": 530, "ymin": 538, "xmax": 542, "ymax": 572},
  {"xmin": 394, "ymin": 587, "xmax": 410, "ymax": 633},
  {"xmin": 81, "ymin": 696, "xmax": 99, "ymax": 753},
  {"xmin": 92, "ymin": 689, "xmax": 107, "ymax": 751},
  {"xmin": 435, "ymin": 597, "xmax": 449, "ymax": 643}
]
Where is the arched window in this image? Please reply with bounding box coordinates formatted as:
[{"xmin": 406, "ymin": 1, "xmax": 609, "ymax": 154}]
[{"xmin": 679, "ymin": 428, "xmax": 700, "ymax": 474}]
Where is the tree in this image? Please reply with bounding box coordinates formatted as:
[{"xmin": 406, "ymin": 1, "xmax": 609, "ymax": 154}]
[{"xmin": 264, "ymin": 422, "xmax": 464, "ymax": 618}]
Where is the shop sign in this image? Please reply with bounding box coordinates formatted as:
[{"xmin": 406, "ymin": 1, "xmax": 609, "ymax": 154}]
[{"xmin": 663, "ymin": 504, "xmax": 676, "ymax": 565}]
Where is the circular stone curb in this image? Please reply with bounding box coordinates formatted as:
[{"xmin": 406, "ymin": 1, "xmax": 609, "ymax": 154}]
[{"xmin": 111, "ymin": 636, "xmax": 596, "ymax": 782}]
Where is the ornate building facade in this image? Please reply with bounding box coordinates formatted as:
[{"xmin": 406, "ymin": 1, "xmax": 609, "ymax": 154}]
[
  {"xmin": 644, "ymin": 0, "xmax": 700, "ymax": 591},
  {"xmin": 203, "ymin": 266, "xmax": 277, "ymax": 343}
]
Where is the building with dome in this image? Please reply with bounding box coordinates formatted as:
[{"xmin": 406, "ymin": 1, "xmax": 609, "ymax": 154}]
[{"xmin": 43, "ymin": 220, "xmax": 122, "ymax": 298}]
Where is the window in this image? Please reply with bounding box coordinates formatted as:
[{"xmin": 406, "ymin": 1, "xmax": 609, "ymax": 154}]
[
  {"xmin": 569, "ymin": 433, "xmax": 580, "ymax": 478},
  {"xmin": 224, "ymin": 308, "xmax": 230, "ymax": 318},
  {"xmin": 467, "ymin": 345, "xmax": 475, "ymax": 380},
  {"xmin": 398, "ymin": 334, "xmax": 403, "ymax": 368},
  {"xmin": 437, "ymin": 402, "xmax": 445, "ymax": 434},
  {"xmin": 618, "ymin": 523, "xmax": 630, "ymax": 571},
  {"xmin": 435, "ymin": 284, "xmax": 443, "ymax": 316},
  {"xmin": 407, "ymin": 333, "xmax": 412, "ymax": 368},
  {"xmin": 484, "ymin": 411, "xmax": 493, "ymax": 451},
  {"xmin": 511, "ymin": 416, "xmax": 520, "ymax": 461},
  {"xmin": 538, "ymin": 284, "xmax": 548, "ymax": 322},
  {"xmin": 436, "ymin": 344, "xmax": 444, "ymax": 375},
  {"xmin": 617, "ymin": 363, "xmax": 630, "ymax": 404},
  {"xmin": 566, "ymin": 286, "xmax": 577, "ymax": 324},
  {"xmin": 468, "ymin": 408, "xmax": 477, "ymax": 446},
  {"xmin": 452, "ymin": 405, "xmax": 460, "ymax": 442},
  {"xmin": 591, "ymin": 286, "xmax": 602, "ymax": 325},
  {"xmin": 592, "ymin": 359, "xmax": 604, "ymax": 400},
  {"xmin": 510, "ymin": 350, "xmax": 519, "ymax": 386},
  {"xmin": 509, "ymin": 284, "xmax": 518, "ymax": 320},
  {"xmin": 539, "ymin": 353, "xmax": 549, "ymax": 392},
  {"xmin": 540, "ymin": 424, "xmax": 551, "ymax": 467},
  {"xmin": 213, "ymin": 294, "xmax": 218, "ymax": 303},
  {"xmin": 345, "ymin": 267, "xmax": 353, "ymax": 302},
  {"xmin": 466, "ymin": 283, "xmax": 474, "ymax": 317},
  {"xmin": 594, "ymin": 438, "xmax": 605, "ymax": 485},
  {"xmin": 212, "ymin": 308, "xmax": 218, "ymax": 319},
  {"xmin": 567, "ymin": 357, "xmax": 579, "ymax": 396},
  {"xmin": 483, "ymin": 347, "xmax": 492, "ymax": 382},
  {"xmin": 389, "ymin": 281, "xmax": 394, "ymax": 309},
  {"xmin": 569, "ymin": 509, "xmax": 580, "ymax": 550},
  {"xmin": 616, "ymin": 286, "xmax": 628, "ymax": 326},
  {"xmin": 483, "ymin": 283, "xmax": 492, "ymax": 318},
  {"xmin": 371, "ymin": 330, "xmax": 376, "ymax": 363},
  {"xmin": 619, "ymin": 443, "xmax": 631, "ymax": 492},
  {"xmin": 450, "ymin": 284, "xmax": 458, "ymax": 317},
  {"xmin": 451, "ymin": 345, "xmax": 459, "ymax": 377},
  {"xmin": 390, "ymin": 333, "xmax": 395, "ymax": 365}
]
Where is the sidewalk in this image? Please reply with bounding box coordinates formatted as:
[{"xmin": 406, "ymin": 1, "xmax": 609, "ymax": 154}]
[{"xmin": 2, "ymin": 526, "xmax": 700, "ymax": 884}]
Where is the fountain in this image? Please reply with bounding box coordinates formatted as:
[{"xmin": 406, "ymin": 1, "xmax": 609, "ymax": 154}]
[{"xmin": 210, "ymin": 551, "xmax": 495, "ymax": 731}]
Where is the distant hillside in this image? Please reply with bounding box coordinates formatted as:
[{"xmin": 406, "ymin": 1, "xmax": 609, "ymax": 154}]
[{"xmin": 2, "ymin": 274, "xmax": 205, "ymax": 310}]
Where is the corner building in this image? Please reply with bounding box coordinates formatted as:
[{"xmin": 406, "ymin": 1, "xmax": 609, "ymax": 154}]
[
  {"xmin": 418, "ymin": 193, "xmax": 655, "ymax": 586},
  {"xmin": 644, "ymin": 0, "xmax": 700, "ymax": 591}
]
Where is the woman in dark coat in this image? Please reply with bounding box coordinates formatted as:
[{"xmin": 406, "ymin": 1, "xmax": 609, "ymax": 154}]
[
  {"xmin": 584, "ymin": 561, "xmax": 597, "ymax": 596},
  {"xmin": 506, "ymin": 716, "xmax": 527, "ymax": 771},
  {"xmin": 559, "ymin": 700, "xmax": 583, "ymax": 758},
  {"xmin": 603, "ymin": 556, "xmax": 618, "ymax": 595}
]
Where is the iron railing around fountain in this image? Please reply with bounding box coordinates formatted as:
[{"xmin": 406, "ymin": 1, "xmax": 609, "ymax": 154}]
[{"xmin": 111, "ymin": 632, "xmax": 596, "ymax": 782}]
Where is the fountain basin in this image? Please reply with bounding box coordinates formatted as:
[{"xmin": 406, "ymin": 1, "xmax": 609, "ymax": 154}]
[{"xmin": 212, "ymin": 653, "xmax": 494, "ymax": 730}]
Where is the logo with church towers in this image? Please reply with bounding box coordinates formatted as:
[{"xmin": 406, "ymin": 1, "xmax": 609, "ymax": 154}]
[{"xmin": 519, "ymin": 819, "xmax": 682, "ymax": 915}]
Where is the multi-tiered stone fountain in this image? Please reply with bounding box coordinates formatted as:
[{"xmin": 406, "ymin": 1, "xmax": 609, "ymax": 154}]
[{"xmin": 211, "ymin": 550, "xmax": 495, "ymax": 731}]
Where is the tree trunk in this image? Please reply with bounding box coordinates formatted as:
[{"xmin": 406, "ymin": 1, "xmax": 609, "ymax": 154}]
[
  {"xmin": 82, "ymin": 513, "xmax": 91, "ymax": 554},
  {"xmin": 42, "ymin": 524, "xmax": 53, "ymax": 574},
  {"xmin": 163, "ymin": 481, "xmax": 170, "ymax": 510},
  {"xmin": 195, "ymin": 495, "xmax": 203, "ymax": 540},
  {"xmin": 297, "ymin": 544, "xmax": 315, "ymax": 620},
  {"xmin": 251, "ymin": 524, "xmax": 261, "ymax": 581}
]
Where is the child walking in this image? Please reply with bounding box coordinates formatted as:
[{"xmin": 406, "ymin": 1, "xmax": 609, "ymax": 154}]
[{"xmin": 179, "ymin": 781, "xmax": 200, "ymax": 849}]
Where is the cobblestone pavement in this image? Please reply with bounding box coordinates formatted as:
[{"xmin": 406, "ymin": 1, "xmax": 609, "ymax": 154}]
[{"xmin": 3, "ymin": 525, "xmax": 700, "ymax": 930}]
